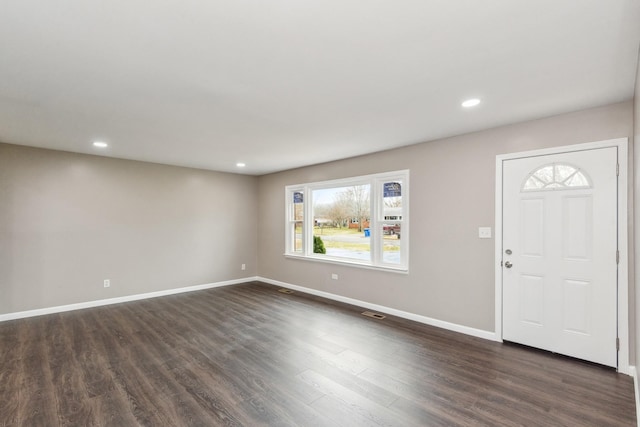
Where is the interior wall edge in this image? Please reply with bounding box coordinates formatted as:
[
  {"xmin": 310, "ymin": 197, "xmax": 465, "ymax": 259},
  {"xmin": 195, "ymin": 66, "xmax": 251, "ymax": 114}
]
[
  {"xmin": 0, "ymin": 276, "xmax": 259, "ymax": 322},
  {"xmin": 257, "ymin": 276, "xmax": 499, "ymax": 342}
]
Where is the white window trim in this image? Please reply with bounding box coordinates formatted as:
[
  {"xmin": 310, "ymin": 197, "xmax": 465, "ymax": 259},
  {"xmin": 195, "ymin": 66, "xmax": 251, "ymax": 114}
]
[{"xmin": 285, "ymin": 170, "xmax": 409, "ymax": 272}]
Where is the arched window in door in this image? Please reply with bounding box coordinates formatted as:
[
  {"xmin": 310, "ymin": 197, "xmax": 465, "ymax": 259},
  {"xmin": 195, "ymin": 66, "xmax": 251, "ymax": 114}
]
[{"xmin": 522, "ymin": 163, "xmax": 592, "ymax": 192}]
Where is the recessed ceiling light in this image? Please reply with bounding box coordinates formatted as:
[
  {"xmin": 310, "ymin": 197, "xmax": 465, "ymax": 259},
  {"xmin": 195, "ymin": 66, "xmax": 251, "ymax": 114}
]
[
  {"xmin": 462, "ymin": 98, "xmax": 481, "ymax": 108},
  {"xmin": 93, "ymin": 141, "xmax": 108, "ymax": 148},
  {"xmin": 236, "ymin": 162, "xmax": 246, "ymax": 168}
]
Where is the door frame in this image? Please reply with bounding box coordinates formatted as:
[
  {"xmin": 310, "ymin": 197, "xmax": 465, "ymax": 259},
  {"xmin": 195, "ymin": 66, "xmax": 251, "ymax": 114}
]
[{"xmin": 494, "ymin": 138, "xmax": 629, "ymax": 373}]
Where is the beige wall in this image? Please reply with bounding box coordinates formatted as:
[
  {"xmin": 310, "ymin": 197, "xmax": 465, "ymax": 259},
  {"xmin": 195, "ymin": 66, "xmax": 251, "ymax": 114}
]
[
  {"xmin": 0, "ymin": 100, "xmax": 634, "ymax": 361},
  {"xmin": 0, "ymin": 144, "xmax": 258, "ymax": 314},
  {"xmin": 258, "ymin": 101, "xmax": 633, "ymax": 333}
]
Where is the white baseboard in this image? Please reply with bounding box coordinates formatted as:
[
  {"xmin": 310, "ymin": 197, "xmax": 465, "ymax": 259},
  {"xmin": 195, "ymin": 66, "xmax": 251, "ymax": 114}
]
[
  {"xmin": 630, "ymin": 366, "xmax": 640, "ymax": 427},
  {"xmin": 257, "ymin": 276, "xmax": 498, "ymax": 342},
  {"xmin": 0, "ymin": 276, "xmax": 259, "ymax": 322}
]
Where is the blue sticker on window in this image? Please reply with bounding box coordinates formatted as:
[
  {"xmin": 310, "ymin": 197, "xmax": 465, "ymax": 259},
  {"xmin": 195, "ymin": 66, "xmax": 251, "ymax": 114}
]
[
  {"xmin": 293, "ymin": 192, "xmax": 304, "ymax": 203},
  {"xmin": 383, "ymin": 182, "xmax": 401, "ymax": 198}
]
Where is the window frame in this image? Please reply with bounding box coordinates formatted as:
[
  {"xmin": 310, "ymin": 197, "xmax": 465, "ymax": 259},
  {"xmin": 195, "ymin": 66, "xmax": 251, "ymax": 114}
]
[{"xmin": 284, "ymin": 170, "xmax": 409, "ymax": 272}]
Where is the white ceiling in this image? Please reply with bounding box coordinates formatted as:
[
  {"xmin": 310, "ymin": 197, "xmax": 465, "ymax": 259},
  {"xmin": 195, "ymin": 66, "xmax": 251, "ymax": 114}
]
[{"xmin": 1, "ymin": 1, "xmax": 639, "ymax": 175}]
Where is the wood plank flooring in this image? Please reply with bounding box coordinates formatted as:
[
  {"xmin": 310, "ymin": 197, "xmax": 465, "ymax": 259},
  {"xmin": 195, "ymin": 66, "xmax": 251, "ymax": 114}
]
[{"xmin": 0, "ymin": 281, "xmax": 635, "ymax": 426}]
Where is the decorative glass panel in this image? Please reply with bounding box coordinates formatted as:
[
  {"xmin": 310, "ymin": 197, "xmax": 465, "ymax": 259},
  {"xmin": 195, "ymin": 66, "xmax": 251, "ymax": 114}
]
[
  {"xmin": 524, "ymin": 176, "xmax": 545, "ymax": 190},
  {"xmin": 555, "ymin": 164, "xmax": 575, "ymax": 181},
  {"xmin": 565, "ymin": 172, "xmax": 589, "ymax": 187},
  {"xmin": 522, "ymin": 163, "xmax": 591, "ymax": 192}
]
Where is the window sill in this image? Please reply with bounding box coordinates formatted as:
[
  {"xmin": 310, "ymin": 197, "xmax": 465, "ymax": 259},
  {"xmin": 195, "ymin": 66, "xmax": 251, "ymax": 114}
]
[{"xmin": 284, "ymin": 253, "xmax": 409, "ymax": 274}]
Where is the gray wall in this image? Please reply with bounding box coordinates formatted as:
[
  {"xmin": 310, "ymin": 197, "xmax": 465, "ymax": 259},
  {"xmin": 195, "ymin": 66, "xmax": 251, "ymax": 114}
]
[
  {"xmin": 258, "ymin": 101, "xmax": 633, "ymax": 334},
  {"xmin": 0, "ymin": 101, "xmax": 634, "ymax": 362},
  {"xmin": 0, "ymin": 143, "xmax": 258, "ymax": 314}
]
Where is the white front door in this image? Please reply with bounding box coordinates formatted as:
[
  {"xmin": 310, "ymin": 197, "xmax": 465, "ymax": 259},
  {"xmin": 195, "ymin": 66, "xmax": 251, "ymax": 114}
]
[{"xmin": 502, "ymin": 147, "xmax": 618, "ymax": 367}]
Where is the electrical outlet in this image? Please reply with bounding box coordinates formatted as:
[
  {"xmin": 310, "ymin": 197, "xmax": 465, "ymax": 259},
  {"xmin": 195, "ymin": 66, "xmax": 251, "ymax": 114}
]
[
  {"xmin": 104, "ymin": 279, "xmax": 110, "ymax": 288},
  {"xmin": 241, "ymin": 264, "xmax": 246, "ymax": 270},
  {"xmin": 478, "ymin": 227, "xmax": 492, "ymax": 239},
  {"xmin": 331, "ymin": 273, "xmax": 338, "ymax": 280}
]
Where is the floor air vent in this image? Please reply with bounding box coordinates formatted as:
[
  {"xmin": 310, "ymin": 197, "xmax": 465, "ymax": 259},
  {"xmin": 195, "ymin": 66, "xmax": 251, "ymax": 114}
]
[
  {"xmin": 278, "ymin": 288, "xmax": 294, "ymax": 294},
  {"xmin": 361, "ymin": 311, "xmax": 386, "ymax": 320}
]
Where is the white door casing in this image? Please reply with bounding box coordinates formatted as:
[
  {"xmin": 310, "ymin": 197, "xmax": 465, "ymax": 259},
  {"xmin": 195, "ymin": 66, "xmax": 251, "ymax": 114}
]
[{"xmin": 495, "ymin": 138, "xmax": 629, "ymax": 373}]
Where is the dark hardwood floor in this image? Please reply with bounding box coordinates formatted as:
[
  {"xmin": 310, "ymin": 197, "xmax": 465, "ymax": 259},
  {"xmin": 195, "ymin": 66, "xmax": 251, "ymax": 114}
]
[{"xmin": 0, "ymin": 281, "xmax": 635, "ymax": 426}]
